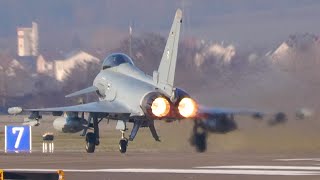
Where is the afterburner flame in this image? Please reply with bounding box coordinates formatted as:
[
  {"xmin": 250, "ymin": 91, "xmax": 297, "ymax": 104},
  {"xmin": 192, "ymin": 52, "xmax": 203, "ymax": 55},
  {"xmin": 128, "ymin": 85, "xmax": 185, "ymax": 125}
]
[
  {"xmin": 151, "ymin": 97, "xmax": 170, "ymax": 117},
  {"xmin": 178, "ymin": 97, "xmax": 198, "ymax": 118}
]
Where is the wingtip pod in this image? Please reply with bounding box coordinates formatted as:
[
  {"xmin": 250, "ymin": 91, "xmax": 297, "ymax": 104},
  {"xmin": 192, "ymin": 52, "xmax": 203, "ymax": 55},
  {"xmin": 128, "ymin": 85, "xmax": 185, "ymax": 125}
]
[
  {"xmin": 296, "ymin": 108, "xmax": 314, "ymax": 120},
  {"xmin": 8, "ymin": 107, "xmax": 23, "ymax": 115}
]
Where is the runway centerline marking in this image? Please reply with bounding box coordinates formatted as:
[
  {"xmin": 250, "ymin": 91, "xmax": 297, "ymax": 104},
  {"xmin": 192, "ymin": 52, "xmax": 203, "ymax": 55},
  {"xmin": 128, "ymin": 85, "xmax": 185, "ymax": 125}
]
[
  {"xmin": 274, "ymin": 158, "xmax": 320, "ymax": 162},
  {"xmin": 195, "ymin": 165, "xmax": 320, "ymax": 170},
  {"xmin": 3, "ymin": 168, "xmax": 320, "ymax": 176}
]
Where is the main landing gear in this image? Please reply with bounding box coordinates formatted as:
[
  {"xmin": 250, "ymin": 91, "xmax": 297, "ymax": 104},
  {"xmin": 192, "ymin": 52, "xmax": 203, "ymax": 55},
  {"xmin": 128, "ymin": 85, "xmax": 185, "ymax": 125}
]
[
  {"xmin": 82, "ymin": 113, "xmax": 101, "ymax": 153},
  {"xmin": 81, "ymin": 116, "xmax": 161, "ymax": 154},
  {"xmin": 85, "ymin": 132, "xmax": 96, "ymax": 153},
  {"xmin": 190, "ymin": 121, "xmax": 207, "ymax": 153}
]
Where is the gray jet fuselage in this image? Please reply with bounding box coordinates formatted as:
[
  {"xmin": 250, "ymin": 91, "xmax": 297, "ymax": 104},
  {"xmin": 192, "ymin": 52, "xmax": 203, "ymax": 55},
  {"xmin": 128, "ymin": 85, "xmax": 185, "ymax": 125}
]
[{"xmin": 93, "ymin": 61, "xmax": 169, "ymax": 119}]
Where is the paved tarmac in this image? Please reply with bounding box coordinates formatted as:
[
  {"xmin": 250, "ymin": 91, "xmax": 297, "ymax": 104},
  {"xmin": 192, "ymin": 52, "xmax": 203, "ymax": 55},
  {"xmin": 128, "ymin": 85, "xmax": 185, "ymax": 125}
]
[
  {"xmin": 1, "ymin": 152, "xmax": 320, "ymax": 180},
  {"xmin": 1, "ymin": 115, "xmax": 320, "ymax": 179}
]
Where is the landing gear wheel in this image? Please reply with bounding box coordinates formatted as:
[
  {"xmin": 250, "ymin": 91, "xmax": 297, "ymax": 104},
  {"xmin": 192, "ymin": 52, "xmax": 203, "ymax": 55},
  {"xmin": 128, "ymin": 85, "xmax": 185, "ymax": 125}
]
[
  {"xmin": 119, "ymin": 139, "xmax": 128, "ymax": 154},
  {"xmin": 85, "ymin": 132, "xmax": 96, "ymax": 153},
  {"xmin": 194, "ymin": 132, "xmax": 207, "ymax": 153}
]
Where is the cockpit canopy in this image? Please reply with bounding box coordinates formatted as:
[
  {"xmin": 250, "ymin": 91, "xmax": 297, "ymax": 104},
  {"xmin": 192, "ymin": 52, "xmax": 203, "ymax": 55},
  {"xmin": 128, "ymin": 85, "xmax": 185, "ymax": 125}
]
[{"xmin": 102, "ymin": 53, "xmax": 134, "ymax": 70}]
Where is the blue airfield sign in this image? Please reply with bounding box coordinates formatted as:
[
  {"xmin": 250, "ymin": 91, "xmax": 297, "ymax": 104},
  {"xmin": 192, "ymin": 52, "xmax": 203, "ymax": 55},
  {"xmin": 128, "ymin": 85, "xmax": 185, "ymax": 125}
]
[{"xmin": 5, "ymin": 125, "xmax": 32, "ymax": 153}]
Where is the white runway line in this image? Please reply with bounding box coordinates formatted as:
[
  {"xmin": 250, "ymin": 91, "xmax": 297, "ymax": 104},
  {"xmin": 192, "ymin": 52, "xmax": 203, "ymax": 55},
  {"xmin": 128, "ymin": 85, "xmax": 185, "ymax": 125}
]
[
  {"xmin": 195, "ymin": 165, "xmax": 320, "ymax": 170},
  {"xmin": 3, "ymin": 168, "xmax": 320, "ymax": 176},
  {"xmin": 275, "ymin": 158, "xmax": 320, "ymax": 162}
]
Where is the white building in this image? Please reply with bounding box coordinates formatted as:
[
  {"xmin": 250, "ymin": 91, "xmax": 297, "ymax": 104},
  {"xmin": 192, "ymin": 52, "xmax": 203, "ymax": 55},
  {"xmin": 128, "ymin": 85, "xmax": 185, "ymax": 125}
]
[
  {"xmin": 53, "ymin": 50, "xmax": 100, "ymax": 81},
  {"xmin": 16, "ymin": 22, "xmax": 100, "ymax": 82},
  {"xmin": 36, "ymin": 55, "xmax": 54, "ymax": 75},
  {"xmin": 17, "ymin": 22, "xmax": 39, "ymax": 57}
]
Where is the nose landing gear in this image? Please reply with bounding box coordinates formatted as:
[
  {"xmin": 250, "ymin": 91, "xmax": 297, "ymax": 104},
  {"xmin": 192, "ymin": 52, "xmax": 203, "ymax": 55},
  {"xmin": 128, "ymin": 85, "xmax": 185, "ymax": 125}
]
[{"xmin": 119, "ymin": 130, "xmax": 128, "ymax": 153}]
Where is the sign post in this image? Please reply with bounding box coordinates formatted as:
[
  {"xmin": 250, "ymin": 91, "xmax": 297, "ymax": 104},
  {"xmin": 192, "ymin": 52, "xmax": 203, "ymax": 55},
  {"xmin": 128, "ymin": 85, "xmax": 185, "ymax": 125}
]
[{"xmin": 5, "ymin": 125, "xmax": 32, "ymax": 153}]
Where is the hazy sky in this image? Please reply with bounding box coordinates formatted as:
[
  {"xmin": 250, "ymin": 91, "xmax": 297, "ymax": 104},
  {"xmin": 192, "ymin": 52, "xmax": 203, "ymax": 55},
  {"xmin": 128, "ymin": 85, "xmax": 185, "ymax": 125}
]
[
  {"xmin": 0, "ymin": 0, "xmax": 320, "ymax": 48},
  {"xmin": 184, "ymin": 0, "xmax": 320, "ymax": 47}
]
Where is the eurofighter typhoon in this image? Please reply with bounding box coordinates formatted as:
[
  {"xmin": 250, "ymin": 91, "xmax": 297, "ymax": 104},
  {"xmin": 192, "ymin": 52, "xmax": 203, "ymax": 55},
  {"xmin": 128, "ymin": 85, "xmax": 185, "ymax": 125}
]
[{"xmin": 9, "ymin": 9, "xmax": 286, "ymax": 153}]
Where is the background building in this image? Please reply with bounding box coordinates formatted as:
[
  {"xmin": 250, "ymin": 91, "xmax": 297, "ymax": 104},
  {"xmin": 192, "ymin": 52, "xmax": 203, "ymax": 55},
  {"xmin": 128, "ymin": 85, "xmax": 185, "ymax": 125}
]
[
  {"xmin": 17, "ymin": 22, "xmax": 39, "ymax": 57},
  {"xmin": 54, "ymin": 51, "xmax": 100, "ymax": 81}
]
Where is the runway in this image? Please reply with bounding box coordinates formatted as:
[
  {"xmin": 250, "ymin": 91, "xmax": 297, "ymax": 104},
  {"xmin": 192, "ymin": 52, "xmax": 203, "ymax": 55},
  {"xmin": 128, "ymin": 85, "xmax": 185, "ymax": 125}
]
[{"xmin": 1, "ymin": 152, "xmax": 320, "ymax": 180}]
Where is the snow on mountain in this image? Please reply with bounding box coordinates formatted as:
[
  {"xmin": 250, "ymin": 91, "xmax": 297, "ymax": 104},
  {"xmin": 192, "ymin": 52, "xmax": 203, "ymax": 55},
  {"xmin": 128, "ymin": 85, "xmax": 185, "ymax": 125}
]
[
  {"xmin": 194, "ymin": 41, "xmax": 236, "ymax": 68},
  {"xmin": 270, "ymin": 33, "xmax": 320, "ymax": 63}
]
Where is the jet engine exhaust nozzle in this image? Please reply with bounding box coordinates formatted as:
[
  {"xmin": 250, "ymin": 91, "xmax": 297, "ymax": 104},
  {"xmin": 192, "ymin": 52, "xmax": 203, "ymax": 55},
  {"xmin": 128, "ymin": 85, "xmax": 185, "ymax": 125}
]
[
  {"xmin": 151, "ymin": 97, "xmax": 171, "ymax": 117},
  {"xmin": 141, "ymin": 92, "xmax": 171, "ymax": 118},
  {"xmin": 178, "ymin": 97, "xmax": 198, "ymax": 118}
]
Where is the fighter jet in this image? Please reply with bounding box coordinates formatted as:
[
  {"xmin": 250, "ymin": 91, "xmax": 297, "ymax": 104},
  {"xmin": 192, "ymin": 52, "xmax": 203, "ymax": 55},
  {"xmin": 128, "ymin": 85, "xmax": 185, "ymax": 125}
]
[{"xmin": 8, "ymin": 9, "xmax": 285, "ymax": 153}]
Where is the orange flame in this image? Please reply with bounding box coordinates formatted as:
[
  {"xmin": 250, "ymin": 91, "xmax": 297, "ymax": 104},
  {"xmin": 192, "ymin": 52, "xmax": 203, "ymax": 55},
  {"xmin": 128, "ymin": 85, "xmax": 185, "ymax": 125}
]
[
  {"xmin": 178, "ymin": 97, "xmax": 198, "ymax": 118},
  {"xmin": 151, "ymin": 97, "xmax": 170, "ymax": 117}
]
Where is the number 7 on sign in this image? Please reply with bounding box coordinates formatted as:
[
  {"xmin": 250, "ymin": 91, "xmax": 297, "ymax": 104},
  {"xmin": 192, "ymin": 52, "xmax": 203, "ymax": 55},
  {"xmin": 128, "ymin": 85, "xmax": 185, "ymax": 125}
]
[{"xmin": 12, "ymin": 127, "xmax": 24, "ymax": 148}]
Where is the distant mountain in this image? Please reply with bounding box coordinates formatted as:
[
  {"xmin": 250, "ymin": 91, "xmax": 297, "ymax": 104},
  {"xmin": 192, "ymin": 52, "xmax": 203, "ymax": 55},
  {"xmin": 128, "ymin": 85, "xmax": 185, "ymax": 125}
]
[{"xmin": 269, "ymin": 33, "xmax": 320, "ymax": 64}]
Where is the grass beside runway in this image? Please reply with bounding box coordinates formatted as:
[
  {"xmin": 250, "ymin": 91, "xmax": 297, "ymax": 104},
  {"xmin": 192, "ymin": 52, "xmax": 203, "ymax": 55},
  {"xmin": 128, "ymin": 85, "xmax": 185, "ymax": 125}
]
[{"xmin": 0, "ymin": 115, "xmax": 320, "ymax": 153}]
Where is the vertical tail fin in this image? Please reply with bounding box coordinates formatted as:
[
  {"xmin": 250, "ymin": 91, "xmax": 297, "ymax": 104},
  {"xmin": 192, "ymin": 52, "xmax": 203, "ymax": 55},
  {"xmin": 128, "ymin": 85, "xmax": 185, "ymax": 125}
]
[{"xmin": 155, "ymin": 9, "xmax": 182, "ymax": 95}]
